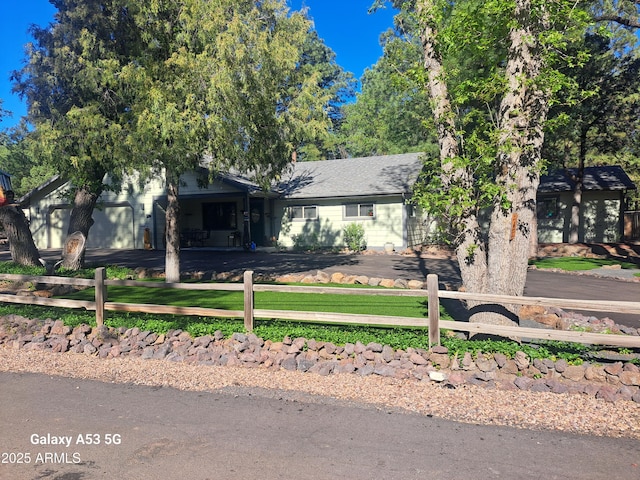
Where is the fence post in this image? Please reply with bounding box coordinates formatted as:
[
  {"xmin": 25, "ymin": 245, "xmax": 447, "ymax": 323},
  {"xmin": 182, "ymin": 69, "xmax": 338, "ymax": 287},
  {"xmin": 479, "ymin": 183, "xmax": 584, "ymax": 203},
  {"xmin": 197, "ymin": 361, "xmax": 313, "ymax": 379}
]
[
  {"xmin": 95, "ymin": 267, "xmax": 107, "ymax": 327},
  {"xmin": 244, "ymin": 270, "xmax": 254, "ymax": 332},
  {"xmin": 427, "ymin": 274, "xmax": 440, "ymax": 348}
]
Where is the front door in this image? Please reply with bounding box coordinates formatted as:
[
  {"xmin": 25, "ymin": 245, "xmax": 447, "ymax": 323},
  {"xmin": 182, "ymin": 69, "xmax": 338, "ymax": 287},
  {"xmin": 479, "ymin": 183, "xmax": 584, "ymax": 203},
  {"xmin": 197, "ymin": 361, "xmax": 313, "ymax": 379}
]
[{"xmin": 249, "ymin": 199, "xmax": 265, "ymax": 246}]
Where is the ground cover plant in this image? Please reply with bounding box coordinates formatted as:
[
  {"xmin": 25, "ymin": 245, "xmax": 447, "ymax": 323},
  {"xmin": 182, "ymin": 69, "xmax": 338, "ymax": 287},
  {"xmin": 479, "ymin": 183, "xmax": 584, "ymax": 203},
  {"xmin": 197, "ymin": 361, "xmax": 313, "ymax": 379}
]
[
  {"xmin": 529, "ymin": 256, "xmax": 640, "ymax": 273},
  {"xmin": 0, "ymin": 261, "xmax": 636, "ymax": 363}
]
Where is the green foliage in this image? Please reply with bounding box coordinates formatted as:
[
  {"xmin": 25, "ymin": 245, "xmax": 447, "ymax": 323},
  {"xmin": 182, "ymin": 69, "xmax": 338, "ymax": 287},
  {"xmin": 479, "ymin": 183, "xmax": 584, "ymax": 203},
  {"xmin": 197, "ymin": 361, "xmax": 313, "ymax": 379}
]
[
  {"xmin": 126, "ymin": 0, "xmax": 333, "ymax": 186},
  {"xmin": 13, "ymin": 0, "xmax": 138, "ymax": 192},
  {"xmin": 0, "ymin": 262, "xmax": 46, "ymax": 276},
  {"xmin": 342, "ymin": 223, "xmax": 366, "ymax": 252},
  {"xmin": 529, "ymin": 257, "xmax": 639, "ymax": 271},
  {"xmin": 542, "ymin": 32, "xmax": 640, "ymax": 206},
  {"xmin": 0, "ymin": 301, "xmax": 631, "ymax": 363},
  {"xmin": 339, "ymin": 30, "xmax": 438, "ymax": 157},
  {"xmin": 529, "ymin": 257, "xmax": 640, "ymax": 272},
  {"xmin": 0, "ymin": 260, "xmax": 634, "ymax": 363},
  {"xmin": 291, "ymin": 233, "xmax": 321, "ymax": 251}
]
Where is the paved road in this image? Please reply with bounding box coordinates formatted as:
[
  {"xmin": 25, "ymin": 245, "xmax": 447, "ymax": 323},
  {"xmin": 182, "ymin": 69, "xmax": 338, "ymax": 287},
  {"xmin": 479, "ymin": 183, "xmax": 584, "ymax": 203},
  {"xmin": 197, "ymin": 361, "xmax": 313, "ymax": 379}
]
[{"xmin": 0, "ymin": 371, "xmax": 638, "ymax": 480}]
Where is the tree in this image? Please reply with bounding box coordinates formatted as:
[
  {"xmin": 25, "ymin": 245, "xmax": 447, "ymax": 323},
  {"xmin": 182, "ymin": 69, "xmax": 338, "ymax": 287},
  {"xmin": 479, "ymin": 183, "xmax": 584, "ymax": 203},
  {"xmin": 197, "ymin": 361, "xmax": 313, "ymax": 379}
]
[
  {"xmin": 294, "ymin": 28, "xmax": 357, "ymax": 160},
  {"xmin": 374, "ymin": 0, "xmax": 626, "ymax": 326},
  {"xmin": 0, "ymin": 102, "xmax": 41, "ymax": 266},
  {"xmin": 13, "ymin": 0, "xmax": 140, "ymax": 269},
  {"xmin": 0, "ymin": 121, "xmax": 55, "ymax": 197},
  {"xmin": 384, "ymin": 0, "xmax": 640, "ymax": 325},
  {"xmin": 339, "ymin": 10, "xmax": 438, "ymax": 158},
  {"xmin": 543, "ymin": 33, "xmax": 640, "ymax": 242},
  {"xmin": 125, "ymin": 0, "xmax": 332, "ymax": 282}
]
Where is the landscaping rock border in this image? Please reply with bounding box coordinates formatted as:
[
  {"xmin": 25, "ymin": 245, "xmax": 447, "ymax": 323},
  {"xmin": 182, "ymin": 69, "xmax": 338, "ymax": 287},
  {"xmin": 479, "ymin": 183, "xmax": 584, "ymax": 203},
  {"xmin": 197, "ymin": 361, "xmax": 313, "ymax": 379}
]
[{"xmin": 1, "ymin": 315, "xmax": 639, "ymax": 404}]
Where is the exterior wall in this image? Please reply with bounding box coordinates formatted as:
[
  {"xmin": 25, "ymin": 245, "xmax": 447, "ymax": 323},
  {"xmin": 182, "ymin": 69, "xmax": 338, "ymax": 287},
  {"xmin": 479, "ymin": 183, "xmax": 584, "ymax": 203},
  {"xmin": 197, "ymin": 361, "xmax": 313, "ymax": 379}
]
[
  {"xmin": 273, "ymin": 196, "xmax": 408, "ymax": 250},
  {"xmin": 27, "ymin": 173, "xmax": 166, "ymax": 250},
  {"xmin": 537, "ymin": 191, "xmax": 623, "ymax": 243},
  {"xmin": 406, "ymin": 206, "xmax": 439, "ymax": 247}
]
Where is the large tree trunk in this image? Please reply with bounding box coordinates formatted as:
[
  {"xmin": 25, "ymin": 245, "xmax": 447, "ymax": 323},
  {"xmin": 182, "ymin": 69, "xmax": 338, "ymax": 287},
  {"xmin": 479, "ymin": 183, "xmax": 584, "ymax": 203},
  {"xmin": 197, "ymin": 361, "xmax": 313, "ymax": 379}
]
[
  {"xmin": 418, "ymin": 0, "xmax": 550, "ymax": 326},
  {"xmin": 418, "ymin": 0, "xmax": 489, "ymax": 297},
  {"xmin": 568, "ymin": 128, "xmax": 587, "ymax": 244},
  {"xmin": 165, "ymin": 170, "xmax": 181, "ymax": 283},
  {"xmin": 0, "ymin": 205, "xmax": 40, "ymax": 266},
  {"xmin": 484, "ymin": 0, "xmax": 550, "ymax": 325},
  {"xmin": 62, "ymin": 186, "xmax": 100, "ymax": 270}
]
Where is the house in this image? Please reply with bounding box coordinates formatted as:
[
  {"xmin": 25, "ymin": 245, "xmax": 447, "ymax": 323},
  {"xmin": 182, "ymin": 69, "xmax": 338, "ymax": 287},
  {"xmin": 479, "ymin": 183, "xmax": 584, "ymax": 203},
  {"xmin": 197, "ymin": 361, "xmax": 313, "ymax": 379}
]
[
  {"xmin": 19, "ymin": 153, "xmax": 428, "ymax": 251},
  {"xmin": 18, "ymin": 156, "xmax": 636, "ymax": 251},
  {"xmin": 0, "ymin": 169, "xmax": 12, "ymax": 202},
  {"xmin": 536, "ymin": 165, "xmax": 637, "ymax": 243}
]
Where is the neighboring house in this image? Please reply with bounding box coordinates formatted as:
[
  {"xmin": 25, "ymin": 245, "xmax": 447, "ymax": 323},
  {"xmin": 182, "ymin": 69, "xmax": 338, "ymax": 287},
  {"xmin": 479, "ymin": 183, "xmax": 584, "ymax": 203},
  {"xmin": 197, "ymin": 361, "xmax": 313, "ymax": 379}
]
[
  {"xmin": 537, "ymin": 165, "xmax": 637, "ymax": 243},
  {"xmin": 0, "ymin": 169, "xmax": 12, "ymax": 193},
  {"xmin": 18, "ymin": 157, "xmax": 636, "ymax": 251}
]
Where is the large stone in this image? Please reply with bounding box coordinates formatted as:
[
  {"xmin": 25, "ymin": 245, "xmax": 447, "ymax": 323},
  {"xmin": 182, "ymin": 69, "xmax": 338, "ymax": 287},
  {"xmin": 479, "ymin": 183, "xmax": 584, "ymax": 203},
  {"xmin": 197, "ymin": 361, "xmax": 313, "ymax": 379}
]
[
  {"xmin": 330, "ymin": 272, "xmax": 345, "ymax": 283},
  {"xmin": 381, "ymin": 345, "xmax": 395, "ymax": 363},
  {"xmin": 562, "ymin": 365, "xmax": 585, "ymax": 382},
  {"xmin": 281, "ymin": 356, "xmax": 297, "ymax": 371},
  {"xmin": 518, "ymin": 305, "xmax": 546, "ymax": 319},
  {"xmin": 429, "ymin": 371, "xmax": 447, "ymax": 382},
  {"xmin": 534, "ymin": 314, "xmax": 560, "ymax": 328},
  {"xmin": 475, "ymin": 355, "xmax": 498, "ymax": 373},
  {"xmin": 514, "ymin": 351, "xmax": 530, "ymax": 370},
  {"xmin": 316, "ymin": 271, "xmax": 331, "ymax": 283},
  {"xmin": 514, "ymin": 376, "xmax": 534, "ymax": 390},
  {"xmin": 374, "ymin": 365, "xmax": 397, "ymax": 377},
  {"xmin": 604, "ymin": 362, "xmax": 624, "ymax": 376},
  {"xmin": 393, "ymin": 279, "xmax": 408, "ymax": 289},
  {"xmin": 50, "ymin": 320, "xmax": 71, "ymax": 336},
  {"xmin": 429, "ymin": 353, "xmax": 450, "ymax": 369},
  {"xmin": 596, "ymin": 384, "xmax": 618, "ymax": 403},
  {"xmin": 619, "ymin": 370, "xmax": 640, "ymax": 386},
  {"xmin": 409, "ymin": 352, "xmax": 428, "ymax": 365},
  {"xmin": 584, "ymin": 365, "xmax": 607, "ymax": 383}
]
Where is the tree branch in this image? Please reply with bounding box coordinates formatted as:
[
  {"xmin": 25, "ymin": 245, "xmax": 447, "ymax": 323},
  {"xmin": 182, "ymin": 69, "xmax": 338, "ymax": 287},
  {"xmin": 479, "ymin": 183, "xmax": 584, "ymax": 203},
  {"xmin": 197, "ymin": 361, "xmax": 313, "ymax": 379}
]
[{"xmin": 593, "ymin": 14, "xmax": 640, "ymax": 29}]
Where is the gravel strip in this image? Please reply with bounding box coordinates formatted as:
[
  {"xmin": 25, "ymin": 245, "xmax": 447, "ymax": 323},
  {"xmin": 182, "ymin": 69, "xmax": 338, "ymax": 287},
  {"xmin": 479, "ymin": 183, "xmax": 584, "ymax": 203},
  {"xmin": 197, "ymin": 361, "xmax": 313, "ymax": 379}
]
[{"xmin": 2, "ymin": 347, "xmax": 639, "ymax": 439}]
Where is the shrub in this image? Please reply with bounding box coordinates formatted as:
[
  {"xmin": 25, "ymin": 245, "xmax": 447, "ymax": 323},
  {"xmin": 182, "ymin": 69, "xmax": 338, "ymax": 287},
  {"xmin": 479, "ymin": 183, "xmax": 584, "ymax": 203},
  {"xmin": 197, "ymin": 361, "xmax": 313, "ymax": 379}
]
[{"xmin": 343, "ymin": 223, "xmax": 366, "ymax": 252}]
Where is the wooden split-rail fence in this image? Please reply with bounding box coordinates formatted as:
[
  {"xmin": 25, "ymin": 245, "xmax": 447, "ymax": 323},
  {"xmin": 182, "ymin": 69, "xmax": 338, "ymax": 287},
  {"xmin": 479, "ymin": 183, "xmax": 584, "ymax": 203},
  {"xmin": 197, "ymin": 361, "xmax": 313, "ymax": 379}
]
[{"xmin": 0, "ymin": 269, "xmax": 639, "ymax": 349}]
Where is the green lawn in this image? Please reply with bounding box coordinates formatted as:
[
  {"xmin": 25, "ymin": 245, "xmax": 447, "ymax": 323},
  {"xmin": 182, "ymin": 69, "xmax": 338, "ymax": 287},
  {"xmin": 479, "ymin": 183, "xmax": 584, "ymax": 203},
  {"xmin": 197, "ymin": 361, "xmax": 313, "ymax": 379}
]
[
  {"xmin": 529, "ymin": 256, "xmax": 640, "ymax": 272},
  {"xmin": 64, "ymin": 283, "xmax": 436, "ymax": 320}
]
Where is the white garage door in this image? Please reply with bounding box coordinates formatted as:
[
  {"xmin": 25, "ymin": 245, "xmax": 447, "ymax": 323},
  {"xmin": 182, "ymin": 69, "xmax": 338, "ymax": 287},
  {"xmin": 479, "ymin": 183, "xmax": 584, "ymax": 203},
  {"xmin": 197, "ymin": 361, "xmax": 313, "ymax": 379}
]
[{"xmin": 48, "ymin": 204, "xmax": 134, "ymax": 249}]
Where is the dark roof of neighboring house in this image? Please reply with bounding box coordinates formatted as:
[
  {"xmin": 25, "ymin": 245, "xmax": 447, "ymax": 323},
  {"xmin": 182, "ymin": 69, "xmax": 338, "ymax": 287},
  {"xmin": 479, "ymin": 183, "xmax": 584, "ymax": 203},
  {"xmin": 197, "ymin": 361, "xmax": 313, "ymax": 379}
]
[
  {"xmin": 275, "ymin": 153, "xmax": 424, "ymax": 199},
  {"xmin": 0, "ymin": 169, "xmax": 12, "ymax": 192},
  {"xmin": 538, "ymin": 165, "xmax": 637, "ymax": 193}
]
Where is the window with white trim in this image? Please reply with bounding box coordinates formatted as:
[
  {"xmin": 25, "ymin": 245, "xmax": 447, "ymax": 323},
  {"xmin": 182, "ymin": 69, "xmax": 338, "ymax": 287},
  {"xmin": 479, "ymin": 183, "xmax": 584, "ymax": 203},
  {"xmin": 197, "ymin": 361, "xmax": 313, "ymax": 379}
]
[
  {"xmin": 289, "ymin": 205, "xmax": 318, "ymax": 220},
  {"xmin": 344, "ymin": 203, "xmax": 375, "ymax": 219}
]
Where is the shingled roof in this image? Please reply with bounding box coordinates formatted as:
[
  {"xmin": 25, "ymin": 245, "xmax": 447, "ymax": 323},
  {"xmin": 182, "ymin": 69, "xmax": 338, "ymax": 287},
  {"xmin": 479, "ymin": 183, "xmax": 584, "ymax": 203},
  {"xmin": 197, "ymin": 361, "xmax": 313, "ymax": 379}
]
[
  {"xmin": 276, "ymin": 153, "xmax": 424, "ymax": 199},
  {"xmin": 539, "ymin": 165, "xmax": 636, "ymax": 193}
]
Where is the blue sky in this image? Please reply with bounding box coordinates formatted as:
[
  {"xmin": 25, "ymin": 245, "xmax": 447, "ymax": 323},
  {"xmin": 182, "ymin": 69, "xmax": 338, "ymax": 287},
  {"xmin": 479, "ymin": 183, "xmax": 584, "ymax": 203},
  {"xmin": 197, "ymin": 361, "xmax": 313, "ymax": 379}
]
[{"xmin": 0, "ymin": 0, "xmax": 397, "ymax": 130}]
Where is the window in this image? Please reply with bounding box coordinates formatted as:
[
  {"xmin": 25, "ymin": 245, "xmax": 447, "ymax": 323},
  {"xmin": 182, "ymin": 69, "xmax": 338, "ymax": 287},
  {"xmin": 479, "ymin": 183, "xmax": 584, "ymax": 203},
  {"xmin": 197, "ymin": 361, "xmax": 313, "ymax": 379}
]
[
  {"xmin": 406, "ymin": 203, "xmax": 417, "ymax": 218},
  {"xmin": 537, "ymin": 196, "xmax": 559, "ymax": 219},
  {"xmin": 202, "ymin": 202, "xmax": 237, "ymax": 230},
  {"xmin": 289, "ymin": 205, "xmax": 317, "ymax": 220},
  {"xmin": 345, "ymin": 203, "xmax": 375, "ymax": 219}
]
